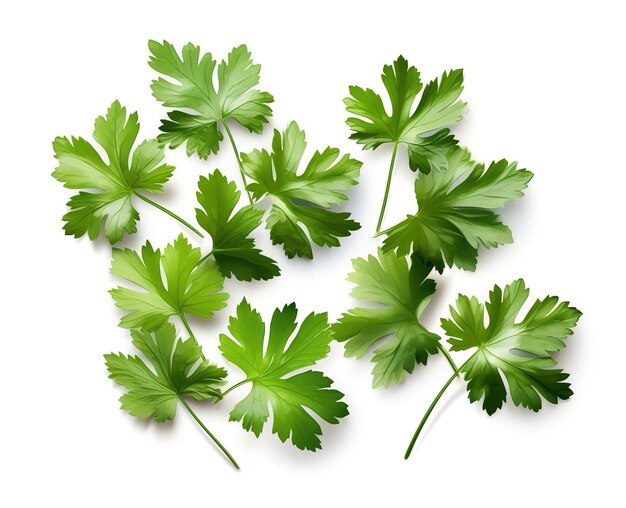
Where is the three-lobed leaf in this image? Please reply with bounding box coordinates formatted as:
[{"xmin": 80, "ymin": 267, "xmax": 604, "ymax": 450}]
[
  {"xmin": 196, "ymin": 170, "xmax": 280, "ymax": 281},
  {"xmin": 345, "ymin": 56, "xmax": 465, "ymax": 173},
  {"xmin": 149, "ymin": 40, "xmax": 273, "ymax": 159},
  {"xmin": 442, "ymin": 279, "xmax": 581, "ymax": 415},
  {"xmin": 383, "ymin": 147, "xmax": 533, "ymax": 271},
  {"xmin": 219, "ymin": 299, "xmax": 349, "ymax": 450},
  {"xmin": 333, "ymin": 249, "xmax": 441, "ymax": 388},
  {"xmin": 105, "ymin": 322, "xmax": 227, "ymax": 422},
  {"xmin": 110, "ymin": 234, "xmax": 228, "ymax": 330},
  {"xmin": 241, "ymin": 121, "xmax": 362, "ymax": 258},
  {"xmin": 52, "ymin": 100, "xmax": 174, "ymax": 243}
]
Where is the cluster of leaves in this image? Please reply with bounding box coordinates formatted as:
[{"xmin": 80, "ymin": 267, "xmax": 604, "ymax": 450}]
[
  {"xmin": 337, "ymin": 55, "xmax": 581, "ymax": 457},
  {"xmin": 105, "ymin": 233, "xmax": 348, "ymax": 467},
  {"xmin": 337, "ymin": 55, "xmax": 537, "ymax": 384},
  {"xmin": 51, "ymin": 41, "xmax": 356, "ymax": 469},
  {"xmin": 51, "ymin": 42, "xmax": 581, "ymax": 467},
  {"xmin": 107, "ymin": 261, "xmax": 348, "ymax": 451}
]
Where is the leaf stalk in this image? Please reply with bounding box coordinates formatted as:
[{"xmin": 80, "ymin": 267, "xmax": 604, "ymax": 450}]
[
  {"xmin": 221, "ymin": 120, "xmax": 254, "ymax": 204},
  {"xmin": 221, "ymin": 379, "xmax": 249, "ymax": 398},
  {"xmin": 376, "ymin": 142, "xmax": 399, "ymax": 233},
  {"xmin": 179, "ymin": 397, "xmax": 240, "ymax": 470},
  {"xmin": 404, "ymin": 369, "xmax": 457, "ymax": 460},
  {"xmin": 134, "ymin": 192, "xmax": 204, "ymax": 238}
]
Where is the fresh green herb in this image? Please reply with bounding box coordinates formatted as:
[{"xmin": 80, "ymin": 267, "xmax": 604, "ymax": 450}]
[
  {"xmin": 345, "ymin": 56, "xmax": 466, "ymax": 232},
  {"xmin": 105, "ymin": 322, "xmax": 239, "ymax": 469},
  {"xmin": 382, "ymin": 147, "xmax": 533, "ymax": 271},
  {"xmin": 149, "ymin": 41, "xmax": 273, "ymax": 201},
  {"xmin": 52, "ymin": 101, "xmax": 202, "ymax": 243},
  {"xmin": 196, "ymin": 169, "xmax": 280, "ymax": 281},
  {"xmin": 220, "ymin": 299, "xmax": 349, "ymax": 450},
  {"xmin": 405, "ymin": 279, "xmax": 581, "ymax": 458},
  {"xmin": 241, "ymin": 121, "xmax": 361, "ymax": 258},
  {"xmin": 109, "ymin": 234, "xmax": 228, "ymax": 332},
  {"xmin": 333, "ymin": 248, "xmax": 457, "ymax": 387}
]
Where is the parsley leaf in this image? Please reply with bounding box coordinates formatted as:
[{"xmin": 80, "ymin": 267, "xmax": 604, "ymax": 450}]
[
  {"xmin": 219, "ymin": 299, "xmax": 349, "ymax": 450},
  {"xmin": 109, "ymin": 234, "xmax": 228, "ymax": 331},
  {"xmin": 443, "ymin": 279, "xmax": 581, "ymax": 414},
  {"xmin": 333, "ymin": 249, "xmax": 443, "ymax": 388},
  {"xmin": 382, "ymin": 147, "xmax": 533, "ymax": 271},
  {"xmin": 105, "ymin": 322, "xmax": 240, "ymax": 469},
  {"xmin": 149, "ymin": 41, "xmax": 273, "ymax": 159},
  {"xmin": 52, "ymin": 100, "xmax": 174, "ymax": 243},
  {"xmin": 105, "ymin": 322, "xmax": 226, "ymax": 421},
  {"xmin": 345, "ymin": 56, "xmax": 465, "ymax": 174},
  {"xmin": 196, "ymin": 170, "xmax": 280, "ymax": 281},
  {"xmin": 241, "ymin": 121, "xmax": 361, "ymax": 258},
  {"xmin": 405, "ymin": 280, "xmax": 581, "ymax": 459}
]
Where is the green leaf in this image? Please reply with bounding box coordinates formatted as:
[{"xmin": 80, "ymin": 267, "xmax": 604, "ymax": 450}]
[
  {"xmin": 149, "ymin": 41, "xmax": 273, "ymax": 159},
  {"xmin": 382, "ymin": 147, "xmax": 533, "ymax": 271},
  {"xmin": 52, "ymin": 100, "xmax": 174, "ymax": 243},
  {"xmin": 196, "ymin": 170, "xmax": 280, "ymax": 281},
  {"xmin": 442, "ymin": 280, "xmax": 582, "ymax": 415},
  {"xmin": 241, "ymin": 121, "xmax": 361, "ymax": 258},
  {"xmin": 333, "ymin": 249, "xmax": 441, "ymax": 388},
  {"xmin": 219, "ymin": 299, "xmax": 349, "ymax": 450},
  {"xmin": 345, "ymin": 56, "xmax": 465, "ymax": 173},
  {"xmin": 110, "ymin": 234, "xmax": 228, "ymax": 330},
  {"xmin": 105, "ymin": 322, "xmax": 226, "ymax": 422}
]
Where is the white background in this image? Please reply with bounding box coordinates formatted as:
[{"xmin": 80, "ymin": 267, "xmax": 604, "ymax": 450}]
[{"xmin": 2, "ymin": 1, "xmax": 624, "ymax": 506}]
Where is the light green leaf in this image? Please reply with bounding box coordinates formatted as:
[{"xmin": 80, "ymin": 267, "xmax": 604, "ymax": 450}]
[
  {"xmin": 241, "ymin": 121, "xmax": 361, "ymax": 258},
  {"xmin": 109, "ymin": 234, "xmax": 228, "ymax": 330},
  {"xmin": 333, "ymin": 249, "xmax": 441, "ymax": 388},
  {"xmin": 345, "ymin": 56, "xmax": 465, "ymax": 174},
  {"xmin": 149, "ymin": 41, "xmax": 273, "ymax": 159},
  {"xmin": 105, "ymin": 322, "xmax": 226, "ymax": 422},
  {"xmin": 52, "ymin": 101, "xmax": 174, "ymax": 243}
]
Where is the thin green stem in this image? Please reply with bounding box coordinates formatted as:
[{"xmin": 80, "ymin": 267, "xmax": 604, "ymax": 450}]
[
  {"xmin": 376, "ymin": 142, "xmax": 399, "ymax": 234},
  {"xmin": 134, "ymin": 192, "xmax": 204, "ymax": 238},
  {"xmin": 179, "ymin": 313, "xmax": 206, "ymax": 361},
  {"xmin": 221, "ymin": 379, "xmax": 249, "ymax": 398},
  {"xmin": 404, "ymin": 369, "xmax": 458, "ymax": 460},
  {"xmin": 221, "ymin": 120, "xmax": 253, "ymax": 204},
  {"xmin": 179, "ymin": 398, "xmax": 240, "ymax": 470},
  {"xmin": 437, "ymin": 343, "xmax": 460, "ymax": 376},
  {"xmin": 373, "ymin": 224, "xmax": 394, "ymax": 239},
  {"xmin": 179, "ymin": 314, "xmax": 196, "ymax": 343},
  {"xmin": 199, "ymin": 251, "xmax": 213, "ymax": 265}
]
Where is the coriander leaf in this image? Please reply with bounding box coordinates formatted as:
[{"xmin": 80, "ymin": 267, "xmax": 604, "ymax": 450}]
[
  {"xmin": 345, "ymin": 56, "xmax": 465, "ymax": 174},
  {"xmin": 382, "ymin": 147, "xmax": 533, "ymax": 271},
  {"xmin": 105, "ymin": 322, "xmax": 226, "ymax": 422},
  {"xmin": 241, "ymin": 121, "xmax": 361, "ymax": 258},
  {"xmin": 442, "ymin": 279, "xmax": 582, "ymax": 415},
  {"xmin": 110, "ymin": 234, "xmax": 228, "ymax": 330},
  {"xmin": 333, "ymin": 248, "xmax": 441, "ymax": 388},
  {"xmin": 196, "ymin": 170, "xmax": 280, "ymax": 281},
  {"xmin": 52, "ymin": 100, "xmax": 174, "ymax": 243},
  {"xmin": 219, "ymin": 299, "xmax": 349, "ymax": 450},
  {"xmin": 149, "ymin": 40, "xmax": 273, "ymax": 159}
]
